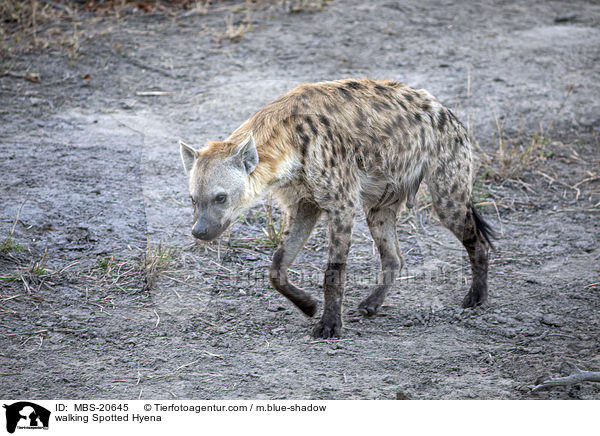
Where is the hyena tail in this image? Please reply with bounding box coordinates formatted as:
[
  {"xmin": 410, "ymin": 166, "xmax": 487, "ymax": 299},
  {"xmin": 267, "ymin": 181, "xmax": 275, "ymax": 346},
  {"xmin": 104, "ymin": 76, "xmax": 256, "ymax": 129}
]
[{"xmin": 470, "ymin": 203, "xmax": 497, "ymax": 250}]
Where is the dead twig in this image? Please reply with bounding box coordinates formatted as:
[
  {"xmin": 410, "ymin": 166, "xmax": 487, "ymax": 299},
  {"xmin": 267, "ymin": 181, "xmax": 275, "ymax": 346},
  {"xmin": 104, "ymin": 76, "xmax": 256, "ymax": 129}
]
[
  {"xmin": 532, "ymin": 365, "xmax": 600, "ymax": 392},
  {"xmin": 309, "ymin": 338, "xmax": 352, "ymax": 344},
  {"xmin": 153, "ymin": 309, "xmax": 160, "ymax": 328}
]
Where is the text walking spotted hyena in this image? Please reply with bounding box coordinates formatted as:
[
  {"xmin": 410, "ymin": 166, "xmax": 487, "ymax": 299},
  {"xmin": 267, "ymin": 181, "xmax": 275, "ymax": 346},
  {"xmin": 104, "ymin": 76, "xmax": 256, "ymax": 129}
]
[{"xmin": 180, "ymin": 78, "xmax": 495, "ymax": 338}]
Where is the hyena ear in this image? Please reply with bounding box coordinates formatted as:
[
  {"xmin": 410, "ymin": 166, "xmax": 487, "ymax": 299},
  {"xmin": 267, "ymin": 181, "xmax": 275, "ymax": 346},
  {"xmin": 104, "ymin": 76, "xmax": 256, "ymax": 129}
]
[
  {"xmin": 179, "ymin": 140, "xmax": 198, "ymax": 175},
  {"xmin": 233, "ymin": 133, "xmax": 258, "ymax": 174}
]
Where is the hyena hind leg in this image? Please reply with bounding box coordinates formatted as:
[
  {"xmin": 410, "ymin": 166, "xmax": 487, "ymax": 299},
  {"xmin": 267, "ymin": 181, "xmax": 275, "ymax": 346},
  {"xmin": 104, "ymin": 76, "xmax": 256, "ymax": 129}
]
[
  {"xmin": 359, "ymin": 205, "xmax": 404, "ymax": 316},
  {"xmin": 429, "ymin": 181, "xmax": 496, "ymax": 308},
  {"xmin": 460, "ymin": 205, "xmax": 496, "ymax": 307},
  {"xmin": 312, "ymin": 210, "xmax": 354, "ymax": 339}
]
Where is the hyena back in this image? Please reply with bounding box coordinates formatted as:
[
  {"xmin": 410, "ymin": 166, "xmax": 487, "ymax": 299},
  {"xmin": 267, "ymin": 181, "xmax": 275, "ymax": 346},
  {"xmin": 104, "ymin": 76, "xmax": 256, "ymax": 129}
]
[{"xmin": 180, "ymin": 78, "xmax": 495, "ymax": 339}]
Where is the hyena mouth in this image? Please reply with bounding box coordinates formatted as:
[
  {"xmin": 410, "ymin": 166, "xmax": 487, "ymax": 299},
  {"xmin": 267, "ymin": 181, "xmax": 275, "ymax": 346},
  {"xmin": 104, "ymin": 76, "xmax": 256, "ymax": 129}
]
[{"xmin": 196, "ymin": 219, "xmax": 232, "ymax": 242}]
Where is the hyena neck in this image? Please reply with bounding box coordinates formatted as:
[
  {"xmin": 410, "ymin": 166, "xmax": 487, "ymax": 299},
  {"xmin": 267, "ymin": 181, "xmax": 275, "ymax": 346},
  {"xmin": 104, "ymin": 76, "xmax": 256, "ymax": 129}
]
[
  {"xmin": 246, "ymin": 152, "xmax": 298, "ymax": 202},
  {"xmin": 231, "ymin": 123, "xmax": 300, "ymax": 207}
]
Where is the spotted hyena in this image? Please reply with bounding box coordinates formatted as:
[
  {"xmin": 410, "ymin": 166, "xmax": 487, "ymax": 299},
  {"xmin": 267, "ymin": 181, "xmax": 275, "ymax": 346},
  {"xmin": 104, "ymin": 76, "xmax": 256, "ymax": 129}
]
[{"xmin": 180, "ymin": 78, "xmax": 495, "ymax": 338}]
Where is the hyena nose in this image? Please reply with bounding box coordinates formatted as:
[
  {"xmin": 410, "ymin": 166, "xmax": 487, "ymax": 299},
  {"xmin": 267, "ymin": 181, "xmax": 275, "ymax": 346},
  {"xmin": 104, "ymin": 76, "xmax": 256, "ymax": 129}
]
[{"xmin": 192, "ymin": 222, "xmax": 208, "ymax": 240}]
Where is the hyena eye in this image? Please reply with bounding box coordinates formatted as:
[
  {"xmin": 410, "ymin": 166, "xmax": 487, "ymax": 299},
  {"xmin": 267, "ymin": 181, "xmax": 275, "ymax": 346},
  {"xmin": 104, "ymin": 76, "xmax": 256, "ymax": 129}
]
[
  {"xmin": 215, "ymin": 194, "xmax": 227, "ymax": 204},
  {"xmin": 190, "ymin": 196, "xmax": 196, "ymax": 206}
]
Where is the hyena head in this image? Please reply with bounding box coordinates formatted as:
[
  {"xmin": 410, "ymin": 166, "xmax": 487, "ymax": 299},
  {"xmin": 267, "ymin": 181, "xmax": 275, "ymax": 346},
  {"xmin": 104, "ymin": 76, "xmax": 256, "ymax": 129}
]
[{"xmin": 179, "ymin": 133, "xmax": 258, "ymax": 241}]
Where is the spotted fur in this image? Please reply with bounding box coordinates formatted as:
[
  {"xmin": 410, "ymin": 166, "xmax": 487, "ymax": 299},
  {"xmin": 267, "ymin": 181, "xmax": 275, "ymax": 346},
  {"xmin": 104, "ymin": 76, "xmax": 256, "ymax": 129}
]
[{"xmin": 180, "ymin": 78, "xmax": 495, "ymax": 338}]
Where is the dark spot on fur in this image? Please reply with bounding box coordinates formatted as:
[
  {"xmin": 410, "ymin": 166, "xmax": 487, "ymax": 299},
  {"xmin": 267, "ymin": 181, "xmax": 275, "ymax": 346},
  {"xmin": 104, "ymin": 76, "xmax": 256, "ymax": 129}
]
[
  {"xmin": 428, "ymin": 112, "xmax": 436, "ymax": 126},
  {"xmin": 414, "ymin": 112, "xmax": 422, "ymax": 123},
  {"xmin": 420, "ymin": 127, "xmax": 426, "ymax": 149},
  {"xmin": 319, "ymin": 115, "xmax": 331, "ymax": 127},
  {"xmin": 356, "ymin": 156, "xmax": 365, "ymax": 170},
  {"xmin": 454, "ymin": 137, "xmax": 462, "ymax": 151},
  {"xmin": 437, "ymin": 110, "xmax": 448, "ymax": 132},
  {"xmin": 396, "ymin": 98, "xmax": 408, "ymax": 112},
  {"xmin": 394, "ymin": 114, "xmax": 405, "ymax": 129},
  {"xmin": 339, "ymin": 87, "xmax": 353, "ymax": 101},
  {"xmin": 300, "ymin": 139, "xmax": 308, "ymax": 158},
  {"xmin": 404, "ymin": 92, "xmax": 414, "ymax": 103},
  {"xmin": 421, "ymin": 101, "xmax": 431, "ymax": 112},
  {"xmin": 329, "ymin": 156, "xmax": 335, "ymax": 168},
  {"xmin": 305, "ymin": 116, "xmax": 318, "ymax": 135},
  {"xmin": 346, "ymin": 81, "xmax": 363, "ymax": 90},
  {"xmin": 374, "ymin": 84, "xmax": 388, "ymax": 93},
  {"xmin": 384, "ymin": 123, "xmax": 394, "ymax": 137}
]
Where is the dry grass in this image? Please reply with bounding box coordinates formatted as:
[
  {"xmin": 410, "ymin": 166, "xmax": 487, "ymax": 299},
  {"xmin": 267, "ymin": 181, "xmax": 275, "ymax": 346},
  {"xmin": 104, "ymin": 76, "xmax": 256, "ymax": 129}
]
[
  {"xmin": 478, "ymin": 120, "xmax": 552, "ymax": 182},
  {"xmin": 0, "ymin": 202, "xmax": 25, "ymax": 254},
  {"xmin": 262, "ymin": 195, "xmax": 283, "ymax": 248},
  {"xmin": 477, "ymin": 85, "xmax": 574, "ymax": 183},
  {"xmin": 140, "ymin": 240, "xmax": 176, "ymax": 291},
  {"xmin": 220, "ymin": 1, "xmax": 252, "ymax": 42},
  {"xmin": 86, "ymin": 240, "xmax": 176, "ymax": 293},
  {"xmin": 0, "ymin": 249, "xmax": 76, "ymax": 295},
  {"xmin": 283, "ymin": 0, "xmax": 328, "ymax": 13},
  {"xmin": 0, "ymin": 0, "xmax": 67, "ymax": 53}
]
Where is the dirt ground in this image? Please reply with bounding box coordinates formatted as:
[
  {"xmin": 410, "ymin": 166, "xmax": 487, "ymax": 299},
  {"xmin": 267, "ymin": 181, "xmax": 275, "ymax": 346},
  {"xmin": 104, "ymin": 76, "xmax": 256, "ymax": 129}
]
[{"xmin": 1, "ymin": 0, "xmax": 599, "ymax": 400}]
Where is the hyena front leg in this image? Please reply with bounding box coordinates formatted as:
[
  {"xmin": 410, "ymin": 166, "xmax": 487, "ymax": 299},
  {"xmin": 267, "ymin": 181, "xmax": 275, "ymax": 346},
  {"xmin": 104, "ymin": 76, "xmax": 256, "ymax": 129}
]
[
  {"xmin": 270, "ymin": 199, "xmax": 322, "ymax": 317},
  {"xmin": 359, "ymin": 205, "xmax": 404, "ymax": 316},
  {"xmin": 311, "ymin": 211, "xmax": 354, "ymax": 339}
]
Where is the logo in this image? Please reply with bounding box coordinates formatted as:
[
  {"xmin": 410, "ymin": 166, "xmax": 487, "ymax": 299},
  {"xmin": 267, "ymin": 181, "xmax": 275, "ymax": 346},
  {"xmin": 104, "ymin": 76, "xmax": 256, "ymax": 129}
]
[{"xmin": 3, "ymin": 402, "xmax": 50, "ymax": 434}]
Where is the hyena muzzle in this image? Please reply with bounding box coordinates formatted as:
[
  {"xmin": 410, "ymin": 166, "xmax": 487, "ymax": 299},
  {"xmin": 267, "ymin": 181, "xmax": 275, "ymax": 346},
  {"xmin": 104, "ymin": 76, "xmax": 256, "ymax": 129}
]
[{"xmin": 180, "ymin": 78, "xmax": 496, "ymax": 339}]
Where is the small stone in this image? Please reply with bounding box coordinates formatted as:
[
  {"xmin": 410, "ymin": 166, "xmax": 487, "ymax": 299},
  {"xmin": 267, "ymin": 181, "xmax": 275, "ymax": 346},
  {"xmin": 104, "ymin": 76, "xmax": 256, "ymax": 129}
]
[
  {"xmin": 554, "ymin": 13, "xmax": 577, "ymax": 23},
  {"xmin": 541, "ymin": 314, "xmax": 563, "ymax": 327},
  {"xmin": 396, "ymin": 391, "xmax": 411, "ymax": 400}
]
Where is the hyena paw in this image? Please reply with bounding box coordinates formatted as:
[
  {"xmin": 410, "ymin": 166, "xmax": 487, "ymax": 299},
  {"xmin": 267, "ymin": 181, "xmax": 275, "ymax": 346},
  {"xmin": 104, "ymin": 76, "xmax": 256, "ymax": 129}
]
[
  {"xmin": 311, "ymin": 314, "xmax": 342, "ymax": 339},
  {"xmin": 358, "ymin": 288, "xmax": 386, "ymax": 316},
  {"xmin": 462, "ymin": 286, "xmax": 488, "ymax": 308},
  {"xmin": 358, "ymin": 300, "xmax": 380, "ymax": 317},
  {"xmin": 299, "ymin": 298, "xmax": 318, "ymax": 318}
]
